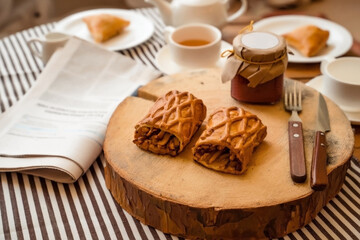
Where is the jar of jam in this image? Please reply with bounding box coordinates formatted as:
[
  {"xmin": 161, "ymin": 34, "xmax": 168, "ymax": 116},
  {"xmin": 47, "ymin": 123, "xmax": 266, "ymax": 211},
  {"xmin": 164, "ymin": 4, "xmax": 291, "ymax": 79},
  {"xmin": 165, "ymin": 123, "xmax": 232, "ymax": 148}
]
[{"xmin": 221, "ymin": 31, "xmax": 288, "ymax": 103}]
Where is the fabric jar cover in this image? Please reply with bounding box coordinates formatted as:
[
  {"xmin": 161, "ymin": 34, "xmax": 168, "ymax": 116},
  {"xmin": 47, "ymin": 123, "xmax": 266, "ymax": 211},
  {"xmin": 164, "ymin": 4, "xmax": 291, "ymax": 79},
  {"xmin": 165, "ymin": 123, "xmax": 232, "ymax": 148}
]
[{"xmin": 221, "ymin": 31, "xmax": 288, "ymax": 88}]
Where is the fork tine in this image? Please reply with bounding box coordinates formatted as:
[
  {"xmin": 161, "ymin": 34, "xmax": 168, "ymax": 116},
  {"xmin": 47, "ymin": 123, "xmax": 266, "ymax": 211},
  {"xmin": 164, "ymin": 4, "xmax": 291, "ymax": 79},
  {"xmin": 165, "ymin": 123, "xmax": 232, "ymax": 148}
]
[
  {"xmin": 298, "ymin": 84, "xmax": 302, "ymax": 108},
  {"xmin": 292, "ymin": 83, "xmax": 296, "ymax": 107},
  {"xmin": 284, "ymin": 86, "xmax": 289, "ymax": 107},
  {"xmin": 293, "ymin": 81, "xmax": 302, "ymax": 109},
  {"xmin": 295, "ymin": 82, "xmax": 299, "ymax": 107},
  {"xmin": 289, "ymin": 84, "xmax": 294, "ymax": 107}
]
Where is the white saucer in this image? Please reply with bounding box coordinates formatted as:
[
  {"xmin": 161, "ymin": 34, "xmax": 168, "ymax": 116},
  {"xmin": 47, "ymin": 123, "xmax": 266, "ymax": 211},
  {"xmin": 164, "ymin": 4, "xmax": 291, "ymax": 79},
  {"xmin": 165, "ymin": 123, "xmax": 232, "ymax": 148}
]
[
  {"xmin": 155, "ymin": 41, "xmax": 232, "ymax": 75},
  {"xmin": 306, "ymin": 75, "xmax": 360, "ymax": 125}
]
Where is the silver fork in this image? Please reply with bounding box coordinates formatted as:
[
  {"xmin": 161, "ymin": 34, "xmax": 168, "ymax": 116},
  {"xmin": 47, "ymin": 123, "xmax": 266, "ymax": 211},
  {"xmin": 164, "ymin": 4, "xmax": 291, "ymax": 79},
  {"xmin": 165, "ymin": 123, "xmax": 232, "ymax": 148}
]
[{"xmin": 284, "ymin": 81, "xmax": 307, "ymax": 183}]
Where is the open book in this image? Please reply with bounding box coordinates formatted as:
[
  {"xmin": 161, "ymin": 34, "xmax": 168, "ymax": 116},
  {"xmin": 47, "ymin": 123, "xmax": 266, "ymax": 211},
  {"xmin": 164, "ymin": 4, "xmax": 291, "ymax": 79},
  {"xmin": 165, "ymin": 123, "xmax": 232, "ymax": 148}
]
[{"xmin": 0, "ymin": 37, "xmax": 160, "ymax": 183}]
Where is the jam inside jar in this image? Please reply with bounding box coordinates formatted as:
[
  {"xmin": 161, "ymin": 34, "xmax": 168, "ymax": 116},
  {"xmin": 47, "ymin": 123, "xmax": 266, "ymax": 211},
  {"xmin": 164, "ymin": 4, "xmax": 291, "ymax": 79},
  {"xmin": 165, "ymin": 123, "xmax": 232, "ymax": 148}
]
[{"xmin": 231, "ymin": 74, "xmax": 284, "ymax": 104}]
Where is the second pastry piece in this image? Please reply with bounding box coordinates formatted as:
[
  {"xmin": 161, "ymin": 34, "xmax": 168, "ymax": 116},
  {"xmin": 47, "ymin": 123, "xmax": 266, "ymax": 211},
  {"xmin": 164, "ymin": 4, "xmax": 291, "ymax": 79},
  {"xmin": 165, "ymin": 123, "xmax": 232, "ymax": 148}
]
[
  {"xmin": 133, "ymin": 90, "xmax": 207, "ymax": 156},
  {"xmin": 193, "ymin": 107, "xmax": 267, "ymax": 174}
]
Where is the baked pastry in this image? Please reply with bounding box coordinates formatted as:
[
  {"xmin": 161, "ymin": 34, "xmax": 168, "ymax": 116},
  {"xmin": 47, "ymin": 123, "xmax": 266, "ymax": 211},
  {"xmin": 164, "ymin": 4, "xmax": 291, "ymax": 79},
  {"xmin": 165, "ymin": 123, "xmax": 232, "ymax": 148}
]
[
  {"xmin": 133, "ymin": 90, "xmax": 207, "ymax": 156},
  {"xmin": 193, "ymin": 106, "xmax": 267, "ymax": 174},
  {"xmin": 283, "ymin": 25, "xmax": 329, "ymax": 57},
  {"xmin": 83, "ymin": 14, "xmax": 130, "ymax": 43}
]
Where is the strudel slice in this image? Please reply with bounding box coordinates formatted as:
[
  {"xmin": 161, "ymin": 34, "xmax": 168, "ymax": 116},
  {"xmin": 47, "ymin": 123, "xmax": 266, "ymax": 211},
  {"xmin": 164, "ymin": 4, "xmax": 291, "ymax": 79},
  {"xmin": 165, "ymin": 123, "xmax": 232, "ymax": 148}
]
[
  {"xmin": 193, "ymin": 107, "xmax": 267, "ymax": 174},
  {"xmin": 134, "ymin": 90, "xmax": 207, "ymax": 156}
]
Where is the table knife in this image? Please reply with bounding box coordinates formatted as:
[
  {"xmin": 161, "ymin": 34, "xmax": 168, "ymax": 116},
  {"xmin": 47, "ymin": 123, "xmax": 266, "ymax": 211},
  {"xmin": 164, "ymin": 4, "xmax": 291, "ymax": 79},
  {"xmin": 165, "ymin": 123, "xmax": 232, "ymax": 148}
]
[{"xmin": 310, "ymin": 93, "xmax": 331, "ymax": 191}]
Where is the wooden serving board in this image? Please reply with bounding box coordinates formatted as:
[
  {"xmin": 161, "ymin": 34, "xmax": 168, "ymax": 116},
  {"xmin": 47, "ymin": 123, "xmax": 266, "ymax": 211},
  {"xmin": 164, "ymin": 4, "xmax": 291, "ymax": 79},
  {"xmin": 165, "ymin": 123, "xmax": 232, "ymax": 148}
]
[{"xmin": 103, "ymin": 69, "xmax": 354, "ymax": 239}]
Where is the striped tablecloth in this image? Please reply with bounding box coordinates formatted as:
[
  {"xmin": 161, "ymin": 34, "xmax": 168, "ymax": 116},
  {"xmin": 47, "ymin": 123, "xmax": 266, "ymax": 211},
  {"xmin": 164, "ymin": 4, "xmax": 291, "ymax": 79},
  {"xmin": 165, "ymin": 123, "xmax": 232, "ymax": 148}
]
[{"xmin": 0, "ymin": 8, "xmax": 359, "ymax": 240}]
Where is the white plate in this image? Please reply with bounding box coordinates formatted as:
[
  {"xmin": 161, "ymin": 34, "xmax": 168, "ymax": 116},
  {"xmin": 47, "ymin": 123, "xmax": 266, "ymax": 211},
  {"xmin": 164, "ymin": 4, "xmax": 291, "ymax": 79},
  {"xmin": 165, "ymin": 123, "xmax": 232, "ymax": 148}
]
[
  {"xmin": 253, "ymin": 15, "xmax": 353, "ymax": 63},
  {"xmin": 55, "ymin": 9, "xmax": 154, "ymax": 51},
  {"xmin": 155, "ymin": 41, "xmax": 232, "ymax": 75},
  {"xmin": 306, "ymin": 75, "xmax": 360, "ymax": 125}
]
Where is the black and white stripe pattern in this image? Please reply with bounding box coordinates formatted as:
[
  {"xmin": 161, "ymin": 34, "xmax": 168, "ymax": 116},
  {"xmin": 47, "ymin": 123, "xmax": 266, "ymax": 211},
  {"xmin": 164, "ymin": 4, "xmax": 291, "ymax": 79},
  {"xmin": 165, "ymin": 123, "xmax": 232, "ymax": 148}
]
[{"xmin": 0, "ymin": 8, "xmax": 359, "ymax": 240}]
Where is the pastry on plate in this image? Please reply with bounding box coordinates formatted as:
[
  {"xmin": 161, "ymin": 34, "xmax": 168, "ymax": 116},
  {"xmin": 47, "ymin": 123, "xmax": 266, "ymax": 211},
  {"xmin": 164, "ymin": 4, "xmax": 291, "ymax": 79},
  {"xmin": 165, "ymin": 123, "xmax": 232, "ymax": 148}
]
[
  {"xmin": 283, "ymin": 25, "xmax": 329, "ymax": 57},
  {"xmin": 193, "ymin": 106, "xmax": 267, "ymax": 174},
  {"xmin": 83, "ymin": 14, "xmax": 130, "ymax": 43},
  {"xmin": 133, "ymin": 90, "xmax": 207, "ymax": 156}
]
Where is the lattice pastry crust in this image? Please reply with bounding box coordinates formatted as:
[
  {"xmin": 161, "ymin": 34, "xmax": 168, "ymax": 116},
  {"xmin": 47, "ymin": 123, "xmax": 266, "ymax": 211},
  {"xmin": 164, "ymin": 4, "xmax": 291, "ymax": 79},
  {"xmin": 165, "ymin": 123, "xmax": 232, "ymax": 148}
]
[
  {"xmin": 134, "ymin": 90, "xmax": 207, "ymax": 156},
  {"xmin": 193, "ymin": 106, "xmax": 267, "ymax": 174}
]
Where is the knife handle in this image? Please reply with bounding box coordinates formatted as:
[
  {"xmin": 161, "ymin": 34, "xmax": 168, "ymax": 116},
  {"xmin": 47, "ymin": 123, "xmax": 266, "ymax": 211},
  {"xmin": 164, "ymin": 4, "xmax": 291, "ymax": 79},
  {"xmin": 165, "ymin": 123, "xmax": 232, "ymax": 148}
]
[
  {"xmin": 311, "ymin": 131, "xmax": 328, "ymax": 191},
  {"xmin": 288, "ymin": 121, "xmax": 307, "ymax": 183}
]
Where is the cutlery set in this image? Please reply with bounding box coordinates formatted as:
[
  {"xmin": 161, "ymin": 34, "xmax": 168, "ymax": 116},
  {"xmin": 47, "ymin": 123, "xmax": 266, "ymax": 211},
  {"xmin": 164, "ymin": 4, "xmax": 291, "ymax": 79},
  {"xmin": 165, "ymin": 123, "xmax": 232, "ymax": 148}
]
[{"xmin": 285, "ymin": 81, "xmax": 330, "ymax": 190}]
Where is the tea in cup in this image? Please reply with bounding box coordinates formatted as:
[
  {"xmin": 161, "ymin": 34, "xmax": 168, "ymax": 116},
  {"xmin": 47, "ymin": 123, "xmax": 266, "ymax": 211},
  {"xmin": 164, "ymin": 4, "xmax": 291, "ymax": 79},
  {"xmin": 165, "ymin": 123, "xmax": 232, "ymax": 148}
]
[
  {"xmin": 164, "ymin": 24, "xmax": 222, "ymax": 68},
  {"xmin": 320, "ymin": 57, "xmax": 360, "ymax": 113},
  {"xmin": 27, "ymin": 32, "xmax": 70, "ymax": 65}
]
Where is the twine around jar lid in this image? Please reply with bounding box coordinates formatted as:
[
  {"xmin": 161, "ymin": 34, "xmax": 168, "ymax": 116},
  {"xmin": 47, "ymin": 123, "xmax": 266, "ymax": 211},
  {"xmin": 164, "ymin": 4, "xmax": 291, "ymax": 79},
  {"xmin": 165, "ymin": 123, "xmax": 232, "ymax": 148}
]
[{"xmin": 221, "ymin": 30, "xmax": 288, "ymax": 88}]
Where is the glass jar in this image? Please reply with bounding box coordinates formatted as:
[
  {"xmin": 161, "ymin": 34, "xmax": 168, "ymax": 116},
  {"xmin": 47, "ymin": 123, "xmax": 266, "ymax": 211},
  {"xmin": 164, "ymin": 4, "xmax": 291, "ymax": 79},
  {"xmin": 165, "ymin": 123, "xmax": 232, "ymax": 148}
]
[{"xmin": 221, "ymin": 31, "xmax": 288, "ymax": 104}]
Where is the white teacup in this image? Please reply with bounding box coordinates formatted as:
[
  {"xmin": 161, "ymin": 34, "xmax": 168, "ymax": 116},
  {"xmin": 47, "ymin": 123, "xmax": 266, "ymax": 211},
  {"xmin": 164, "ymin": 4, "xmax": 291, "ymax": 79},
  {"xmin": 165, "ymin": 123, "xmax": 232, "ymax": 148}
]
[
  {"xmin": 321, "ymin": 57, "xmax": 360, "ymax": 112},
  {"xmin": 164, "ymin": 23, "xmax": 222, "ymax": 69},
  {"xmin": 27, "ymin": 32, "xmax": 70, "ymax": 65}
]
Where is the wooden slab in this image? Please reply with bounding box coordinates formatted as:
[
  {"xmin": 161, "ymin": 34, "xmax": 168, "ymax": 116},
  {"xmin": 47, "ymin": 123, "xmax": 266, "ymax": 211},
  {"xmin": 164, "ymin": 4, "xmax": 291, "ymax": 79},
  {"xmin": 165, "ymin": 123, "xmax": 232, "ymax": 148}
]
[{"xmin": 103, "ymin": 68, "xmax": 354, "ymax": 239}]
